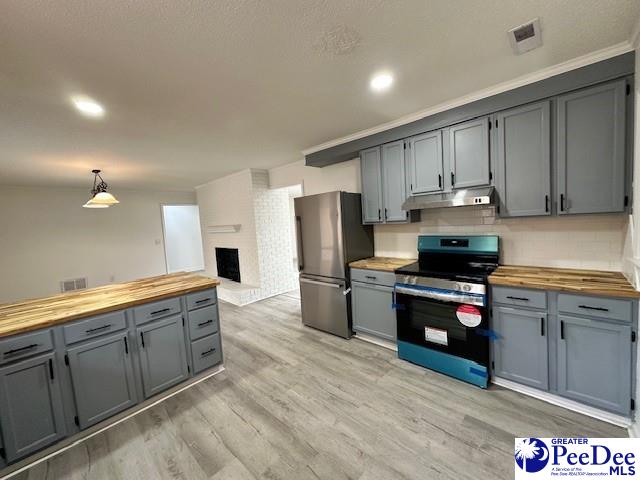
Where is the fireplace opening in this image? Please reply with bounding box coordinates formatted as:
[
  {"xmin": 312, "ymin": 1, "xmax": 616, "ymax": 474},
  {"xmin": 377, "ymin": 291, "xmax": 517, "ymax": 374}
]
[{"xmin": 215, "ymin": 248, "xmax": 241, "ymax": 283}]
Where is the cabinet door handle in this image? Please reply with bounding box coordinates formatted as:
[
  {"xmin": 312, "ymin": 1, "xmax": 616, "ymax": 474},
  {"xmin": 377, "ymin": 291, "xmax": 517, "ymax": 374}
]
[
  {"xmin": 124, "ymin": 337, "xmax": 129, "ymax": 354},
  {"xmin": 545, "ymin": 195, "xmax": 549, "ymax": 213},
  {"xmin": 365, "ymin": 275, "xmax": 377, "ymax": 280},
  {"xmin": 86, "ymin": 324, "xmax": 111, "ymax": 334},
  {"xmin": 451, "ymin": 172, "xmax": 455, "ymax": 186},
  {"xmin": 506, "ymin": 296, "xmax": 529, "ymax": 302},
  {"xmin": 578, "ymin": 305, "xmax": 609, "ymax": 312},
  {"xmin": 438, "ymin": 174, "xmax": 442, "ymax": 189},
  {"xmin": 3, "ymin": 343, "xmax": 39, "ymax": 357},
  {"xmin": 560, "ymin": 194, "xmax": 565, "ymax": 212},
  {"xmin": 195, "ymin": 298, "xmax": 211, "ymax": 305},
  {"xmin": 198, "ymin": 319, "xmax": 214, "ymax": 327},
  {"xmin": 150, "ymin": 307, "xmax": 171, "ymax": 316},
  {"xmin": 48, "ymin": 358, "xmax": 54, "ymax": 380},
  {"xmin": 140, "ymin": 332, "xmax": 145, "ymax": 348},
  {"xmin": 378, "ymin": 209, "xmax": 381, "ymax": 221},
  {"xmin": 384, "ymin": 208, "xmax": 388, "ymax": 220},
  {"xmin": 540, "ymin": 317, "xmax": 545, "ymax": 337},
  {"xmin": 560, "ymin": 320, "xmax": 565, "ymax": 340}
]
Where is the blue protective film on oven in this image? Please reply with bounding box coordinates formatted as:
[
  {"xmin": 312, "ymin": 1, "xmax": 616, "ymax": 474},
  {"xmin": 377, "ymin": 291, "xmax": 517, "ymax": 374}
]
[
  {"xmin": 397, "ymin": 340, "xmax": 489, "ymax": 389},
  {"xmin": 475, "ymin": 328, "xmax": 499, "ymax": 340}
]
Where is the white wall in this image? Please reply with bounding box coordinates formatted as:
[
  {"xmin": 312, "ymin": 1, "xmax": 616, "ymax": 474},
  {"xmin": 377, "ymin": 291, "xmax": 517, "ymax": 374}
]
[
  {"xmin": 269, "ymin": 158, "xmax": 361, "ymax": 195},
  {"xmin": 0, "ymin": 185, "xmax": 196, "ymax": 303}
]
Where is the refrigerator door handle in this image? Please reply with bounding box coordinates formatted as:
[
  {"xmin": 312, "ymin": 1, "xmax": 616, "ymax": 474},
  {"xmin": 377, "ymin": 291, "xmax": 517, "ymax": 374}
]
[
  {"xmin": 295, "ymin": 215, "xmax": 304, "ymax": 271},
  {"xmin": 299, "ymin": 278, "xmax": 342, "ymax": 289}
]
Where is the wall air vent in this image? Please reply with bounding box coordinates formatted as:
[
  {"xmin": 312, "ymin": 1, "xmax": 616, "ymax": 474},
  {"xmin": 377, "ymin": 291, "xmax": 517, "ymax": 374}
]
[
  {"xmin": 61, "ymin": 277, "xmax": 88, "ymax": 293},
  {"xmin": 508, "ymin": 18, "xmax": 542, "ymax": 54}
]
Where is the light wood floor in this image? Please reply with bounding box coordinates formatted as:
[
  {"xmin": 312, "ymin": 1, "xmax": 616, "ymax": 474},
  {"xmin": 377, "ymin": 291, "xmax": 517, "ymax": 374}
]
[{"xmin": 11, "ymin": 295, "xmax": 624, "ymax": 480}]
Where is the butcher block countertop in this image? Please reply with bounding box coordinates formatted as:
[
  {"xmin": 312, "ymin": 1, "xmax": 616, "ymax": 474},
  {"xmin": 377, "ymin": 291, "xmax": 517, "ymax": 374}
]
[
  {"xmin": 489, "ymin": 265, "xmax": 640, "ymax": 299},
  {"xmin": 0, "ymin": 272, "xmax": 220, "ymax": 338},
  {"xmin": 349, "ymin": 257, "xmax": 416, "ymax": 272}
]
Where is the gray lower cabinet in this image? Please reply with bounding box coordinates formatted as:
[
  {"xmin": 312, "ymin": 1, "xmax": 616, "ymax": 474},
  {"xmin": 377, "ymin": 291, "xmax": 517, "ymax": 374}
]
[
  {"xmin": 352, "ymin": 279, "xmax": 396, "ymax": 342},
  {"xmin": 492, "ymin": 307, "xmax": 548, "ymax": 390},
  {"xmin": 492, "ymin": 285, "xmax": 636, "ymax": 416},
  {"xmin": 557, "ymin": 314, "xmax": 631, "ymax": 415},
  {"xmin": 66, "ymin": 333, "xmax": 137, "ymax": 429},
  {"xmin": 408, "ymin": 130, "xmax": 443, "ymax": 194},
  {"xmin": 137, "ymin": 315, "xmax": 189, "ymax": 399},
  {"xmin": 448, "ymin": 117, "xmax": 490, "ymax": 189},
  {"xmin": 496, "ymin": 101, "xmax": 551, "ymax": 217},
  {"xmin": 557, "ymin": 80, "xmax": 626, "ymax": 214},
  {"xmin": 360, "ymin": 147, "xmax": 383, "ymax": 224},
  {"xmin": 0, "ymin": 352, "xmax": 66, "ymax": 463}
]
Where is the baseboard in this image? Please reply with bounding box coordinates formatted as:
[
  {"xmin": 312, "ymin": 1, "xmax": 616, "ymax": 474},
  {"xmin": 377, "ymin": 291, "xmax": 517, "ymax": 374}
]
[
  {"xmin": 0, "ymin": 365, "xmax": 226, "ymax": 480},
  {"xmin": 628, "ymin": 419, "xmax": 640, "ymax": 438},
  {"xmin": 353, "ymin": 332, "xmax": 397, "ymax": 352},
  {"xmin": 492, "ymin": 376, "xmax": 631, "ymax": 429}
]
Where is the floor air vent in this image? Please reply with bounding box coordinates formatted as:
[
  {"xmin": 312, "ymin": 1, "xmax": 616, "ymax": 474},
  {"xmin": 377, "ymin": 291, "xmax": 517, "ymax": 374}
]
[{"xmin": 61, "ymin": 277, "xmax": 88, "ymax": 293}]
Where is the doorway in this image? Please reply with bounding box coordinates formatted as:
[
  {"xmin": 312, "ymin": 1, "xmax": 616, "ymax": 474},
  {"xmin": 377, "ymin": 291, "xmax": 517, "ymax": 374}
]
[{"xmin": 161, "ymin": 204, "xmax": 205, "ymax": 273}]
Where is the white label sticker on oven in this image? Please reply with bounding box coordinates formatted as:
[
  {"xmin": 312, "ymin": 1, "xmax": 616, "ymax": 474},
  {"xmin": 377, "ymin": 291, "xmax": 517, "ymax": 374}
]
[
  {"xmin": 456, "ymin": 305, "xmax": 482, "ymax": 327},
  {"xmin": 424, "ymin": 327, "xmax": 448, "ymax": 346}
]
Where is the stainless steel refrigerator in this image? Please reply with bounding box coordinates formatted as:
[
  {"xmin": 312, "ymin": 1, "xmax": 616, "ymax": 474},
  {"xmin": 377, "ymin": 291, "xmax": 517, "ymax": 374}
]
[{"xmin": 294, "ymin": 191, "xmax": 374, "ymax": 338}]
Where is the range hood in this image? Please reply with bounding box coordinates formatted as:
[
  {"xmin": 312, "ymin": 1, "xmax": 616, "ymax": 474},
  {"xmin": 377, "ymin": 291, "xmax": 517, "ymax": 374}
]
[{"xmin": 402, "ymin": 187, "xmax": 495, "ymax": 211}]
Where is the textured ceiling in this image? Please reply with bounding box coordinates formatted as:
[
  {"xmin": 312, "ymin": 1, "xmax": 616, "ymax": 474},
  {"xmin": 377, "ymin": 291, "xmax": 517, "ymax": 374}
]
[{"xmin": 1, "ymin": 0, "xmax": 639, "ymax": 190}]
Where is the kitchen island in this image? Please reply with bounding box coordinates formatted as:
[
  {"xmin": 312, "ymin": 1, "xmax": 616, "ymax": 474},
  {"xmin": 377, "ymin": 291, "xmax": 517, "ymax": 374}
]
[{"xmin": 0, "ymin": 273, "xmax": 222, "ymax": 469}]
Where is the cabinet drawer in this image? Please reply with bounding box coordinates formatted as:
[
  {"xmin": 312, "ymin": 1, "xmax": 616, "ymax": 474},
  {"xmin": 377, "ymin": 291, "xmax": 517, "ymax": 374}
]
[
  {"xmin": 188, "ymin": 305, "xmax": 219, "ymax": 341},
  {"xmin": 186, "ymin": 289, "xmax": 217, "ymax": 311},
  {"xmin": 191, "ymin": 334, "xmax": 222, "ymax": 374},
  {"xmin": 558, "ymin": 294, "xmax": 632, "ymax": 322},
  {"xmin": 133, "ymin": 297, "xmax": 182, "ymax": 326},
  {"xmin": 350, "ymin": 268, "xmax": 396, "ymax": 287},
  {"xmin": 0, "ymin": 329, "xmax": 54, "ymax": 365},
  {"xmin": 63, "ymin": 311, "xmax": 127, "ymax": 345},
  {"xmin": 492, "ymin": 286, "xmax": 547, "ymax": 310}
]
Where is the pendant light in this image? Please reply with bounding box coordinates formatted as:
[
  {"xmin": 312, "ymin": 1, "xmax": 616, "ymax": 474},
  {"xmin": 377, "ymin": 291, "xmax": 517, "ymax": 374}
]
[{"xmin": 83, "ymin": 169, "xmax": 120, "ymax": 208}]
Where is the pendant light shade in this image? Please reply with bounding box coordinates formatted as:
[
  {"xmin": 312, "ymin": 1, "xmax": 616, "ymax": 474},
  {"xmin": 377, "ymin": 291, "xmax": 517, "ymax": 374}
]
[
  {"xmin": 82, "ymin": 201, "xmax": 109, "ymax": 209},
  {"xmin": 87, "ymin": 191, "xmax": 120, "ymax": 205},
  {"xmin": 83, "ymin": 169, "xmax": 119, "ymax": 208}
]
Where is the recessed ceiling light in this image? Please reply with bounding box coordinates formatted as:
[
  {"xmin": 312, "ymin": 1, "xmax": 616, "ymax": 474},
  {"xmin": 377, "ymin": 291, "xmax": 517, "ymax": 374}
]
[
  {"xmin": 370, "ymin": 72, "xmax": 393, "ymax": 92},
  {"xmin": 71, "ymin": 96, "xmax": 105, "ymax": 118}
]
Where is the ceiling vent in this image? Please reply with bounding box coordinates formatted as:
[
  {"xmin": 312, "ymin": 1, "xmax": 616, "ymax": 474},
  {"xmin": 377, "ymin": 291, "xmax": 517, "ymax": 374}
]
[
  {"xmin": 61, "ymin": 277, "xmax": 87, "ymax": 293},
  {"xmin": 508, "ymin": 18, "xmax": 542, "ymax": 54}
]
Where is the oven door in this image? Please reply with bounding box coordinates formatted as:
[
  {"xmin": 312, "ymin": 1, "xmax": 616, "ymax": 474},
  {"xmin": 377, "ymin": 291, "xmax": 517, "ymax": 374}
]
[{"xmin": 395, "ymin": 291, "xmax": 489, "ymax": 366}]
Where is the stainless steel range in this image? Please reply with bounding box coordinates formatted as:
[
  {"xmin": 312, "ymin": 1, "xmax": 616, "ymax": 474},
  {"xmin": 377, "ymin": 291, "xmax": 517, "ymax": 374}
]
[{"xmin": 393, "ymin": 235, "xmax": 499, "ymax": 388}]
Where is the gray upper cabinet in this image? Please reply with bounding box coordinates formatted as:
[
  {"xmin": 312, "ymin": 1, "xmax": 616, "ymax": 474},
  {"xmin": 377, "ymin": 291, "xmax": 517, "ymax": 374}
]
[
  {"xmin": 137, "ymin": 315, "xmax": 189, "ymax": 399},
  {"xmin": 0, "ymin": 353, "xmax": 66, "ymax": 463},
  {"xmin": 557, "ymin": 80, "xmax": 626, "ymax": 214},
  {"xmin": 492, "ymin": 307, "xmax": 548, "ymax": 390},
  {"xmin": 496, "ymin": 101, "xmax": 551, "ymax": 217},
  {"xmin": 360, "ymin": 147, "xmax": 383, "ymax": 224},
  {"xmin": 381, "ymin": 141, "xmax": 408, "ymax": 222},
  {"xmin": 557, "ymin": 315, "xmax": 631, "ymax": 415},
  {"xmin": 66, "ymin": 333, "xmax": 137, "ymax": 429},
  {"xmin": 408, "ymin": 131, "xmax": 443, "ymax": 194},
  {"xmin": 448, "ymin": 117, "xmax": 490, "ymax": 189}
]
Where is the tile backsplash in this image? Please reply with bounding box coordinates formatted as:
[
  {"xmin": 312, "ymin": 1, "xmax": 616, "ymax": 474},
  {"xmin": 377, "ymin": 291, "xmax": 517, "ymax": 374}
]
[{"xmin": 374, "ymin": 207, "xmax": 628, "ymax": 271}]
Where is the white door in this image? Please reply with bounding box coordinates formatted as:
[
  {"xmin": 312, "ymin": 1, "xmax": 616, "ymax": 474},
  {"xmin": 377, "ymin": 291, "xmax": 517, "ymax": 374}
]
[{"xmin": 161, "ymin": 205, "xmax": 205, "ymax": 273}]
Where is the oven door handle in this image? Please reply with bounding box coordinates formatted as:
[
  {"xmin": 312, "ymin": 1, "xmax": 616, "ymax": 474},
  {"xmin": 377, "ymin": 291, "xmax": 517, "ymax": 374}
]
[{"xmin": 395, "ymin": 284, "xmax": 486, "ymax": 307}]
